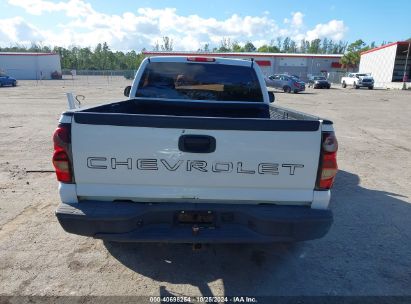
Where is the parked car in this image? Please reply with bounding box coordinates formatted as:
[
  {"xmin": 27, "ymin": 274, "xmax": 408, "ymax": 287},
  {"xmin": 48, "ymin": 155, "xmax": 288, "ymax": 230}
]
[
  {"xmin": 51, "ymin": 71, "xmax": 63, "ymax": 79},
  {"xmin": 341, "ymin": 73, "xmax": 374, "ymax": 89},
  {"xmin": 308, "ymin": 76, "xmax": 331, "ymax": 89},
  {"xmin": 53, "ymin": 56, "xmax": 337, "ymax": 244},
  {"xmin": 265, "ymin": 74, "xmax": 305, "ymax": 93},
  {"xmin": 0, "ymin": 74, "xmax": 17, "ymax": 87}
]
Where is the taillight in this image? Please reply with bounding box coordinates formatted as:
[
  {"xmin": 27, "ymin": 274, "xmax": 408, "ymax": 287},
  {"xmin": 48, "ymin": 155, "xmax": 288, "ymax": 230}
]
[
  {"xmin": 294, "ymin": 82, "xmax": 301, "ymax": 88},
  {"xmin": 53, "ymin": 125, "xmax": 70, "ymax": 150},
  {"xmin": 52, "ymin": 124, "xmax": 73, "ymax": 183},
  {"xmin": 187, "ymin": 57, "xmax": 215, "ymax": 62},
  {"xmin": 52, "ymin": 150, "xmax": 72, "ymax": 182},
  {"xmin": 316, "ymin": 132, "xmax": 338, "ymax": 190}
]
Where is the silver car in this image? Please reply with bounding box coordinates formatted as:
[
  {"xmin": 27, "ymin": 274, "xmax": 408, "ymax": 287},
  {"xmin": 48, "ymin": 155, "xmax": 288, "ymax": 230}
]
[{"xmin": 265, "ymin": 74, "xmax": 305, "ymax": 93}]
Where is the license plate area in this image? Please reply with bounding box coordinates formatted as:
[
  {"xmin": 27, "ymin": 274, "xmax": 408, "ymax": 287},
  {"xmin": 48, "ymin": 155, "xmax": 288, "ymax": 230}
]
[{"xmin": 176, "ymin": 211, "xmax": 215, "ymax": 226}]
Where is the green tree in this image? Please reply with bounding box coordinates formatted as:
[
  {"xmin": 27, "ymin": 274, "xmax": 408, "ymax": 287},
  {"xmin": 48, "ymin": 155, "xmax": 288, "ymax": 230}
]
[
  {"xmin": 217, "ymin": 38, "xmax": 232, "ymax": 52},
  {"xmin": 327, "ymin": 40, "xmax": 335, "ymax": 54},
  {"xmin": 78, "ymin": 47, "xmax": 93, "ymax": 69},
  {"xmin": 330, "ymin": 41, "xmax": 347, "ymax": 54},
  {"xmin": 197, "ymin": 43, "xmax": 210, "ymax": 52},
  {"xmin": 1, "ymin": 38, "xmax": 358, "ymax": 71},
  {"xmin": 282, "ymin": 37, "xmax": 291, "ymax": 52},
  {"xmin": 243, "ymin": 41, "xmax": 256, "ymax": 52},
  {"xmin": 340, "ymin": 39, "xmax": 370, "ymax": 70},
  {"xmin": 308, "ymin": 39, "xmax": 321, "ymax": 53},
  {"xmin": 92, "ymin": 43, "xmax": 103, "ymax": 69},
  {"xmin": 321, "ymin": 38, "xmax": 329, "ymax": 54},
  {"xmin": 2, "ymin": 42, "xmax": 147, "ymax": 71},
  {"xmin": 257, "ymin": 44, "xmax": 280, "ymax": 53},
  {"xmin": 231, "ymin": 41, "xmax": 243, "ymax": 52},
  {"xmin": 289, "ymin": 40, "xmax": 297, "ymax": 53},
  {"xmin": 275, "ymin": 37, "xmax": 282, "ymax": 51},
  {"xmin": 300, "ymin": 39, "xmax": 309, "ymax": 53},
  {"xmin": 160, "ymin": 36, "xmax": 173, "ymax": 51}
]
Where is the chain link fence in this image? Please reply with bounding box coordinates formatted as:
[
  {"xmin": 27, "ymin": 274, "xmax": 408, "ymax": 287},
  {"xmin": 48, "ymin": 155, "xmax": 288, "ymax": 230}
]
[
  {"xmin": 19, "ymin": 69, "xmax": 138, "ymax": 87},
  {"xmin": 61, "ymin": 69, "xmax": 137, "ymax": 79},
  {"xmin": 327, "ymin": 71, "xmax": 347, "ymax": 84}
]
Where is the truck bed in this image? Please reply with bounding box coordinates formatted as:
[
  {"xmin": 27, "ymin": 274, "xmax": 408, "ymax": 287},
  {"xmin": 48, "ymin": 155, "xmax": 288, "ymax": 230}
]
[
  {"xmin": 66, "ymin": 99, "xmax": 327, "ymax": 133},
  {"xmin": 73, "ymin": 98, "xmax": 322, "ymax": 121}
]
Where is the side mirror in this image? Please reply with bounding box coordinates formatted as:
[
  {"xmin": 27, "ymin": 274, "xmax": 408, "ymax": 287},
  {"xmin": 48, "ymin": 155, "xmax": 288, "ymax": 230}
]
[
  {"xmin": 268, "ymin": 91, "xmax": 275, "ymax": 103},
  {"xmin": 124, "ymin": 86, "xmax": 131, "ymax": 97}
]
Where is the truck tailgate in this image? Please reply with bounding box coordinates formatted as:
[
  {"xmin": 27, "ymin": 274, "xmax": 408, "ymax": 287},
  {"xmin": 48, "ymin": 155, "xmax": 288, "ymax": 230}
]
[{"xmin": 71, "ymin": 114, "xmax": 321, "ymax": 205}]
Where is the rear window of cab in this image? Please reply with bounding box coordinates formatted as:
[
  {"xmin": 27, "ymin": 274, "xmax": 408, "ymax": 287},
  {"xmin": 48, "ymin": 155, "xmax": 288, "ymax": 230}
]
[{"xmin": 136, "ymin": 62, "xmax": 264, "ymax": 102}]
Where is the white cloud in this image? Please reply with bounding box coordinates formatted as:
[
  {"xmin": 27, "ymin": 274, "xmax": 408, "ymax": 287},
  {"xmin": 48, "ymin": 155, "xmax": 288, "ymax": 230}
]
[
  {"xmin": 290, "ymin": 12, "xmax": 304, "ymax": 28},
  {"xmin": 7, "ymin": 0, "xmax": 93, "ymax": 16},
  {"xmin": 306, "ymin": 20, "xmax": 348, "ymax": 41},
  {"xmin": 283, "ymin": 12, "xmax": 303, "ymax": 28},
  {"xmin": 2, "ymin": 0, "xmax": 348, "ymax": 51},
  {"xmin": 0, "ymin": 17, "xmax": 45, "ymax": 45}
]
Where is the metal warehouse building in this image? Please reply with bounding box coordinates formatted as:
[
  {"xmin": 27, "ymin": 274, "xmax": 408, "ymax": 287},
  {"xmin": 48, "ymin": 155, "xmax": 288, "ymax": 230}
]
[
  {"xmin": 0, "ymin": 52, "xmax": 61, "ymax": 80},
  {"xmin": 143, "ymin": 51, "xmax": 344, "ymax": 81},
  {"xmin": 359, "ymin": 41, "xmax": 411, "ymax": 87}
]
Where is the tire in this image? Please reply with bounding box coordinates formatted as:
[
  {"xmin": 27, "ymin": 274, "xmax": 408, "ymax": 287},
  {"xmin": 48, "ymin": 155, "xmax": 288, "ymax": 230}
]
[
  {"xmin": 368, "ymin": 86, "xmax": 374, "ymax": 90},
  {"xmin": 342, "ymin": 81, "xmax": 346, "ymax": 88},
  {"xmin": 327, "ymin": 85, "xmax": 330, "ymax": 89},
  {"xmin": 12, "ymin": 81, "xmax": 16, "ymax": 87},
  {"xmin": 353, "ymin": 82, "xmax": 359, "ymax": 89},
  {"xmin": 283, "ymin": 86, "xmax": 291, "ymax": 93},
  {"xmin": 293, "ymin": 89, "xmax": 299, "ymax": 94}
]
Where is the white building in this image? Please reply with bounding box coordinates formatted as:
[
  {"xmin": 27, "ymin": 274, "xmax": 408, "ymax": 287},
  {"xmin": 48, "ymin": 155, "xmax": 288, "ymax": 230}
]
[
  {"xmin": 0, "ymin": 52, "xmax": 61, "ymax": 80},
  {"xmin": 143, "ymin": 51, "xmax": 344, "ymax": 81},
  {"xmin": 359, "ymin": 41, "xmax": 411, "ymax": 87}
]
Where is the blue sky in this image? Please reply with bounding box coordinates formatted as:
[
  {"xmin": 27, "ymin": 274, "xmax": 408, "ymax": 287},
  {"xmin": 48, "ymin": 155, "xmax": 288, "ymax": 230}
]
[{"xmin": 0, "ymin": 0, "xmax": 410, "ymax": 51}]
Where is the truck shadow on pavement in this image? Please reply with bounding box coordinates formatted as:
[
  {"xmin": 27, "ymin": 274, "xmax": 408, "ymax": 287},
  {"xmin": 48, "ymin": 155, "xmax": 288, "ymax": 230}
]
[{"xmin": 104, "ymin": 170, "xmax": 411, "ymax": 297}]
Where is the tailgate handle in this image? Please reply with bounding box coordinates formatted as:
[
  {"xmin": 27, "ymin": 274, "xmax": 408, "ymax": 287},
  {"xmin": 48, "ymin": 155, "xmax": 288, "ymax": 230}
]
[{"xmin": 178, "ymin": 135, "xmax": 216, "ymax": 153}]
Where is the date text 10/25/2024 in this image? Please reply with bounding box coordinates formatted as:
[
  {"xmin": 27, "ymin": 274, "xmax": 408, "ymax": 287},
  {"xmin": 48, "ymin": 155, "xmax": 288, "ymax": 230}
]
[{"xmin": 149, "ymin": 296, "xmax": 258, "ymax": 303}]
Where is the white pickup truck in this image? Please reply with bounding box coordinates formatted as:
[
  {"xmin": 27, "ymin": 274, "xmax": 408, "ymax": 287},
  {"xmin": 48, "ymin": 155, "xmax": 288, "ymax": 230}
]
[
  {"xmin": 341, "ymin": 72, "xmax": 374, "ymax": 89},
  {"xmin": 53, "ymin": 56, "xmax": 338, "ymax": 243}
]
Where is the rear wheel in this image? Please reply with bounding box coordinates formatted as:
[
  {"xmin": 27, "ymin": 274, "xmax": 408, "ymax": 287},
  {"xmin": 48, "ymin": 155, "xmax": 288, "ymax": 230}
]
[
  {"xmin": 353, "ymin": 82, "xmax": 359, "ymax": 89},
  {"xmin": 368, "ymin": 86, "xmax": 374, "ymax": 90},
  {"xmin": 283, "ymin": 86, "xmax": 291, "ymax": 93},
  {"xmin": 12, "ymin": 81, "xmax": 16, "ymax": 87},
  {"xmin": 342, "ymin": 81, "xmax": 346, "ymax": 88},
  {"xmin": 327, "ymin": 85, "xmax": 331, "ymax": 89},
  {"xmin": 293, "ymin": 89, "xmax": 299, "ymax": 94}
]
